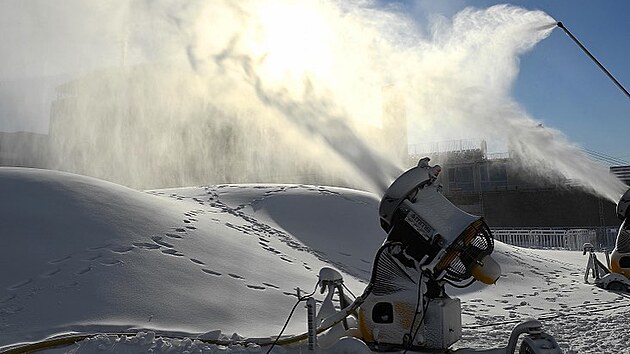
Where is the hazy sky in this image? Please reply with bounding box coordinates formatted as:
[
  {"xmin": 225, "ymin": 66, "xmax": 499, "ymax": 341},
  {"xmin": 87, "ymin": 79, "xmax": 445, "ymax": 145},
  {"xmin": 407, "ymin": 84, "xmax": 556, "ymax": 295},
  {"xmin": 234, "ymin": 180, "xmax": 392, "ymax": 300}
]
[
  {"xmin": 390, "ymin": 0, "xmax": 629, "ymax": 162},
  {"xmin": 0, "ymin": 0, "xmax": 628, "ymax": 162}
]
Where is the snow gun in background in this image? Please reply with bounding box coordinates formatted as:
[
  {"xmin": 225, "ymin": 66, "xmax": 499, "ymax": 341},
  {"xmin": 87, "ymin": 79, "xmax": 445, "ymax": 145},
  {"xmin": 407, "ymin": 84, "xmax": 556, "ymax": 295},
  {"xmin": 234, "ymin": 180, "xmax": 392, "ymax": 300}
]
[
  {"xmin": 271, "ymin": 158, "xmax": 563, "ymax": 354},
  {"xmin": 583, "ymin": 189, "xmax": 630, "ymax": 292}
]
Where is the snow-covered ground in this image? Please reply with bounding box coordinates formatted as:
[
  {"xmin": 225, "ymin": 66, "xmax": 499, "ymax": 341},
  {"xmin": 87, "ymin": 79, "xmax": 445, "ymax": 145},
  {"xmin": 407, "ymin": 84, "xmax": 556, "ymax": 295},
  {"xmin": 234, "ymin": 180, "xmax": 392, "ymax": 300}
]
[{"xmin": 1, "ymin": 168, "xmax": 628, "ymax": 353}]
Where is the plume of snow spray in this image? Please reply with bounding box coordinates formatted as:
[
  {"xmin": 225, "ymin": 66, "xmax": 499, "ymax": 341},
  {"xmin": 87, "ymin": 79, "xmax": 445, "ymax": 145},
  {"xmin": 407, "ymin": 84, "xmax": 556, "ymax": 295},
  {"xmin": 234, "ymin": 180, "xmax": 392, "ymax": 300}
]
[
  {"xmin": 400, "ymin": 5, "xmax": 627, "ymax": 202},
  {"xmin": 21, "ymin": 0, "xmax": 625, "ymax": 200}
]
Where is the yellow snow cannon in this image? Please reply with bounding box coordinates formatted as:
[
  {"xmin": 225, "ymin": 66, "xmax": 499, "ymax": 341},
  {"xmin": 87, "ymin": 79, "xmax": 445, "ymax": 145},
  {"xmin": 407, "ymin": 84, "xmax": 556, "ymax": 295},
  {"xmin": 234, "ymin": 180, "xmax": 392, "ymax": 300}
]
[
  {"xmin": 583, "ymin": 189, "xmax": 630, "ymax": 292},
  {"xmin": 610, "ymin": 189, "xmax": 630, "ymax": 278},
  {"xmin": 354, "ymin": 158, "xmax": 559, "ymax": 353}
]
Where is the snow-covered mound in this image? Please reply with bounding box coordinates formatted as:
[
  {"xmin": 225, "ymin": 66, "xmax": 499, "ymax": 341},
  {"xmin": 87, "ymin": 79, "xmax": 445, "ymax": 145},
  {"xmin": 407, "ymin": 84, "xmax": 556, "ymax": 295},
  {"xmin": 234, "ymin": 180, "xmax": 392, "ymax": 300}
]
[
  {"xmin": 1, "ymin": 168, "xmax": 628, "ymax": 353},
  {"xmin": 0, "ymin": 168, "xmax": 380, "ymax": 349}
]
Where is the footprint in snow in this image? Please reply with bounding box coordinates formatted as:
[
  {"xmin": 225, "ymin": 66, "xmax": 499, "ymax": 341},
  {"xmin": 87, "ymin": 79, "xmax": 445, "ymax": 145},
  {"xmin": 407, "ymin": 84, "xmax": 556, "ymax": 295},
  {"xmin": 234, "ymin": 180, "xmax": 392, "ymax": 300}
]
[
  {"xmin": 262, "ymin": 283, "xmax": 280, "ymax": 289},
  {"xmin": 165, "ymin": 233, "xmax": 183, "ymax": 239},
  {"xmin": 54, "ymin": 281, "xmax": 79, "ymax": 289},
  {"xmin": 228, "ymin": 273, "xmax": 245, "ymax": 280},
  {"xmin": 263, "ymin": 247, "xmax": 282, "ymax": 255},
  {"xmin": 83, "ymin": 253, "xmax": 102, "ymax": 261},
  {"xmin": 190, "ymin": 258, "xmax": 205, "ymax": 265},
  {"xmin": 41, "ymin": 268, "xmax": 61, "ymax": 277},
  {"xmin": 99, "ymin": 258, "xmax": 123, "ymax": 266},
  {"xmin": 76, "ymin": 266, "xmax": 92, "ymax": 275},
  {"xmin": 185, "ymin": 226, "xmax": 196, "ymax": 230},
  {"xmin": 161, "ymin": 249, "xmax": 185, "ymax": 257},
  {"xmin": 0, "ymin": 295, "xmax": 16, "ymax": 304},
  {"xmin": 151, "ymin": 236, "xmax": 174, "ymax": 248},
  {"xmin": 8, "ymin": 279, "xmax": 32, "ymax": 290},
  {"xmin": 86, "ymin": 244, "xmax": 111, "ymax": 251},
  {"xmin": 132, "ymin": 242, "xmax": 161, "ymax": 250},
  {"xmin": 202, "ymin": 269, "xmax": 222, "ymax": 277},
  {"xmin": 49, "ymin": 255, "xmax": 72, "ymax": 264},
  {"xmin": 109, "ymin": 245, "xmax": 134, "ymax": 254},
  {"xmin": 247, "ymin": 285, "xmax": 266, "ymax": 291}
]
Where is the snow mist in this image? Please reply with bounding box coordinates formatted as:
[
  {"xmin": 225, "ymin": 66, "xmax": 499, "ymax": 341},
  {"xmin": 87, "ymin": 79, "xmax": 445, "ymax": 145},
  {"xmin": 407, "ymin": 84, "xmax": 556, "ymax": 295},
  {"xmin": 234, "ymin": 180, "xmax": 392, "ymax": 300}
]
[{"xmin": 31, "ymin": 1, "xmax": 625, "ymax": 200}]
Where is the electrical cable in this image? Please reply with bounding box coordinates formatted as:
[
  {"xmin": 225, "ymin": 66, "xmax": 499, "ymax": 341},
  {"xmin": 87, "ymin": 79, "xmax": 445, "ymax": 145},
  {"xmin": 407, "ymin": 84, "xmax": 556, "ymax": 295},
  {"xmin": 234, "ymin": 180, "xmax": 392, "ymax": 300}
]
[
  {"xmin": 341, "ymin": 283, "xmax": 357, "ymax": 300},
  {"xmin": 402, "ymin": 297, "xmax": 431, "ymax": 354},
  {"xmin": 404, "ymin": 271, "xmax": 424, "ymax": 350},
  {"xmin": 265, "ymin": 281, "xmax": 320, "ymax": 354},
  {"xmin": 583, "ymin": 148, "xmax": 630, "ymax": 166}
]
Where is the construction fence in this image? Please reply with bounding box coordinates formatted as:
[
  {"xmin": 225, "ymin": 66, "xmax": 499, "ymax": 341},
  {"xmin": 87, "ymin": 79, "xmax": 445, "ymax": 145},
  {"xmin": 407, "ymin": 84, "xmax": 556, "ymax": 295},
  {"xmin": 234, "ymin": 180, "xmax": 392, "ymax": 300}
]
[{"xmin": 491, "ymin": 227, "xmax": 619, "ymax": 251}]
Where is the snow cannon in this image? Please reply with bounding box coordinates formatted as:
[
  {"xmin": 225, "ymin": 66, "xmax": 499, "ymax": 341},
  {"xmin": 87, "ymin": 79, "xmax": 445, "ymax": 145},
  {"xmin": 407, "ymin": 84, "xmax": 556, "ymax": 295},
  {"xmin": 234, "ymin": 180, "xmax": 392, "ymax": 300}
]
[
  {"xmin": 357, "ymin": 158, "xmax": 500, "ymax": 351},
  {"xmin": 610, "ymin": 189, "xmax": 630, "ymax": 278},
  {"xmin": 353, "ymin": 158, "xmax": 559, "ymax": 353},
  {"xmin": 299, "ymin": 158, "xmax": 560, "ymax": 353},
  {"xmin": 583, "ymin": 189, "xmax": 630, "ymax": 292}
]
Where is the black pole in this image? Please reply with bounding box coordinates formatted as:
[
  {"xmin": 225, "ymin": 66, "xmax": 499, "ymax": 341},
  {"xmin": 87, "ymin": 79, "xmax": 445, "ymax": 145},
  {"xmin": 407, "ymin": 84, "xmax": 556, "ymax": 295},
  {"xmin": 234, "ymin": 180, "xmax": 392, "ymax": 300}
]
[{"xmin": 556, "ymin": 21, "xmax": 630, "ymax": 100}]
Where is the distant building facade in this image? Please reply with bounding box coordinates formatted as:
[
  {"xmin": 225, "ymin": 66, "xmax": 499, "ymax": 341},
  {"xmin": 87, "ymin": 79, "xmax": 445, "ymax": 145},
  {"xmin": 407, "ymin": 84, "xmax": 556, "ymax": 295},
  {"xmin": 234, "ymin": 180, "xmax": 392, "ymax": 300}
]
[
  {"xmin": 0, "ymin": 131, "xmax": 48, "ymax": 168},
  {"xmin": 611, "ymin": 165, "xmax": 630, "ymax": 186},
  {"xmin": 407, "ymin": 140, "xmax": 626, "ymax": 237}
]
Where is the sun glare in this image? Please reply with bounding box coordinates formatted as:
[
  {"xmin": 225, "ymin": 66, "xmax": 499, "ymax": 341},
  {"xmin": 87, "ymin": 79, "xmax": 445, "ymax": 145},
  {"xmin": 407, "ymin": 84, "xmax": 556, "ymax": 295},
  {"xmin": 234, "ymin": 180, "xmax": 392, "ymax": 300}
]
[{"xmin": 250, "ymin": 1, "xmax": 334, "ymax": 85}]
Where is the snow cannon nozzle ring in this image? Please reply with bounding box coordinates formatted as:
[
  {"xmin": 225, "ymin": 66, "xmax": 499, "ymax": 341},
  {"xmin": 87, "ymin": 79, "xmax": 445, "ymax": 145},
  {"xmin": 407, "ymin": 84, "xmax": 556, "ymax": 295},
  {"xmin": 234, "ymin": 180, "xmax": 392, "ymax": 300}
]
[{"xmin": 556, "ymin": 21, "xmax": 564, "ymax": 28}]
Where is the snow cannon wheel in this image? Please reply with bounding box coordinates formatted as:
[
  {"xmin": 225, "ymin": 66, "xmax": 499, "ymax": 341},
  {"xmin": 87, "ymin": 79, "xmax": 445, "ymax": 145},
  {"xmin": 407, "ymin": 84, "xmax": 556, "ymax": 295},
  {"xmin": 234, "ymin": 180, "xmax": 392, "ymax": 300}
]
[{"xmin": 607, "ymin": 281, "xmax": 627, "ymax": 292}]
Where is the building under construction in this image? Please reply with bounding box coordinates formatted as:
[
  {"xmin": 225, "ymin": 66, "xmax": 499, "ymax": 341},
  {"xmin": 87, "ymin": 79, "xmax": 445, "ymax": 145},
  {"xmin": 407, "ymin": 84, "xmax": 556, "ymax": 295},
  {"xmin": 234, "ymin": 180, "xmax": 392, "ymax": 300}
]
[{"xmin": 407, "ymin": 139, "xmax": 628, "ymax": 249}]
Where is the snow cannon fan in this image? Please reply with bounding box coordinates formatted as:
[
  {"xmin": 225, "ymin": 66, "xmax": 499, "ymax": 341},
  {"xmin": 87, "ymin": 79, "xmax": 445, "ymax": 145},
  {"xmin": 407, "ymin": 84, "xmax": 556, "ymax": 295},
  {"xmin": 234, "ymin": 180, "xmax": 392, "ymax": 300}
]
[{"xmin": 357, "ymin": 158, "xmax": 501, "ymax": 351}]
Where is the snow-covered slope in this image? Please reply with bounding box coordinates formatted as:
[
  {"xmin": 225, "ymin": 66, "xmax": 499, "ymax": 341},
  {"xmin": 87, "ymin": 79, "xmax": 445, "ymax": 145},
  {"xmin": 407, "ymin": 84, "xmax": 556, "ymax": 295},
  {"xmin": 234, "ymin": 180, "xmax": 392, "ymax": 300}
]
[
  {"xmin": 1, "ymin": 168, "xmax": 628, "ymax": 353},
  {"xmin": 0, "ymin": 168, "xmax": 379, "ymax": 348}
]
